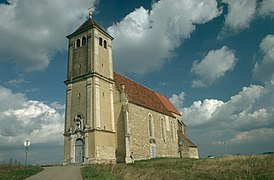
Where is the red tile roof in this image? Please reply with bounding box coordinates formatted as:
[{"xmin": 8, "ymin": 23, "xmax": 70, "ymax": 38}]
[
  {"xmin": 114, "ymin": 72, "xmax": 181, "ymax": 118},
  {"xmin": 155, "ymin": 93, "xmax": 181, "ymax": 116}
]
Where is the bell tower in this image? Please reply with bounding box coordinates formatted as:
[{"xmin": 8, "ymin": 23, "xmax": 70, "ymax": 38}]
[{"xmin": 63, "ymin": 13, "xmax": 116, "ymax": 164}]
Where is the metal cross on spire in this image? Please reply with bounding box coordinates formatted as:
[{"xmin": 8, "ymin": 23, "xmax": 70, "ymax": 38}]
[{"xmin": 88, "ymin": 6, "xmax": 93, "ymax": 18}]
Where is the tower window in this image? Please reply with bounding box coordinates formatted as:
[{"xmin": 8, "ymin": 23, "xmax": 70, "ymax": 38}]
[
  {"xmin": 76, "ymin": 39, "xmax": 81, "ymax": 48},
  {"xmin": 82, "ymin": 36, "xmax": 86, "ymax": 46},
  {"xmin": 104, "ymin": 40, "xmax": 107, "ymax": 49},
  {"xmin": 99, "ymin": 37, "xmax": 103, "ymax": 46}
]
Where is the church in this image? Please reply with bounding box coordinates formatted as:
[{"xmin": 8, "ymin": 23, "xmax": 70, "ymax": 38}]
[{"xmin": 63, "ymin": 14, "xmax": 198, "ymax": 164}]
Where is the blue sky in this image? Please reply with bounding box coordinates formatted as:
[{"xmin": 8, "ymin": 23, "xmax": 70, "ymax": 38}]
[{"xmin": 0, "ymin": 0, "xmax": 274, "ymax": 164}]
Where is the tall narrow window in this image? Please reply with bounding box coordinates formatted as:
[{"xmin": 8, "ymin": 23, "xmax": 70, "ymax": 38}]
[
  {"xmin": 76, "ymin": 39, "xmax": 81, "ymax": 48},
  {"xmin": 99, "ymin": 37, "xmax": 103, "ymax": 46},
  {"xmin": 103, "ymin": 40, "xmax": 107, "ymax": 49},
  {"xmin": 161, "ymin": 118, "xmax": 166, "ymax": 141},
  {"xmin": 82, "ymin": 36, "xmax": 86, "ymax": 46},
  {"xmin": 148, "ymin": 114, "xmax": 154, "ymax": 137},
  {"xmin": 170, "ymin": 120, "xmax": 174, "ymax": 141}
]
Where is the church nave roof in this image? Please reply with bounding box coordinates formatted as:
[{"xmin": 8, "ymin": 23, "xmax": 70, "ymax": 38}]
[{"xmin": 114, "ymin": 72, "xmax": 181, "ymax": 118}]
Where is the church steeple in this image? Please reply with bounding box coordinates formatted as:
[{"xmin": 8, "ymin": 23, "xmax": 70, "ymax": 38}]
[
  {"xmin": 65, "ymin": 15, "xmax": 114, "ymax": 81},
  {"xmin": 64, "ymin": 14, "xmax": 116, "ymax": 164}
]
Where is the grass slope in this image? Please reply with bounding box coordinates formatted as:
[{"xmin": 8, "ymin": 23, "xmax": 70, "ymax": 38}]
[
  {"xmin": 0, "ymin": 165, "xmax": 43, "ymax": 180},
  {"xmin": 82, "ymin": 155, "xmax": 274, "ymax": 180}
]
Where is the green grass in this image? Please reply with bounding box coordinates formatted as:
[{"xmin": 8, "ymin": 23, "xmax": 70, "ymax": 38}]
[
  {"xmin": 81, "ymin": 165, "xmax": 119, "ymax": 180},
  {"xmin": 81, "ymin": 155, "xmax": 274, "ymax": 180},
  {"xmin": 0, "ymin": 165, "xmax": 43, "ymax": 180}
]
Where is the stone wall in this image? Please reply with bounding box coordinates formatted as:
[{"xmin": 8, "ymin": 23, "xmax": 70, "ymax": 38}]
[
  {"xmin": 189, "ymin": 147, "xmax": 199, "ymax": 159},
  {"xmin": 128, "ymin": 103, "xmax": 179, "ymax": 160}
]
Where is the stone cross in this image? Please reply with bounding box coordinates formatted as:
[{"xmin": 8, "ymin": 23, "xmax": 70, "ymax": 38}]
[{"xmin": 88, "ymin": 6, "xmax": 93, "ymax": 18}]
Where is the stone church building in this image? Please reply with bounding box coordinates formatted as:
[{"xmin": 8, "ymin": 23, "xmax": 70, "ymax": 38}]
[{"xmin": 63, "ymin": 16, "xmax": 198, "ymax": 164}]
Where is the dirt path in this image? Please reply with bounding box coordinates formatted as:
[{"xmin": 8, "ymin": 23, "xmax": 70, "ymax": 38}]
[{"xmin": 26, "ymin": 165, "xmax": 83, "ymax": 180}]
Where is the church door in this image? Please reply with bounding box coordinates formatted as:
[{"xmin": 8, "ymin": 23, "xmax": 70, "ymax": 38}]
[{"xmin": 75, "ymin": 139, "xmax": 84, "ymax": 163}]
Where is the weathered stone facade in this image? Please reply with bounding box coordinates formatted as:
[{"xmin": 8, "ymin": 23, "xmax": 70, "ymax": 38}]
[
  {"xmin": 63, "ymin": 17, "xmax": 198, "ymax": 165},
  {"xmin": 127, "ymin": 103, "xmax": 179, "ymax": 160}
]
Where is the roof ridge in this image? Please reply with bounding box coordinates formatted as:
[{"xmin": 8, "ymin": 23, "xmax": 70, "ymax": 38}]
[{"xmin": 114, "ymin": 72, "xmax": 157, "ymax": 93}]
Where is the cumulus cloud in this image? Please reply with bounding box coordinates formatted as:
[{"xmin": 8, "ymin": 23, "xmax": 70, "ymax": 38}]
[
  {"xmin": 169, "ymin": 92, "xmax": 185, "ymax": 112},
  {"xmin": 220, "ymin": 0, "xmax": 274, "ymax": 37},
  {"xmin": 229, "ymin": 128, "xmax": 274, "ymax": 145},
  {"xmin": 50, "ymin": 101, "xmax": 65, "ymax": 110},
  {"xmin": 0, "ymin": 86, "xmax": 26, "ymax": 111},
  {"xmin": 0, "ymin": 86, "xmax": 64, "ymax": 146},
  {"xmin": 253, "ymin": 35, "xmax": 274, "ymax": 83},
  {"xmin": 191, "ymin": 46, "xmax": 236, "ymax": 87},
  {"xmin": 0, "ymin": 0, "xmax": 96, "ymax": 72},
  {"xmin": 182, "ymin": 99, "xmax": 224, "ymax": 126},
  {"xmin": 223, "ymin": 85, "xmax": 265, "ymax": 114},
  {"xmin": 220, "ymin": 0, "xmax": 257, "ymax": 37},
  {"xmin": 178, "ymin": 83, "xmax": 274, "ymax": 155},
  {"xmin": 183, "ymin": 85, "xmax": 266, "ymax": 127},
  {"xmin": 107, "ymin": 0, "xmax": 221, "ymax": 74},
  {"xmin": 258, "ymin": 0, "xmax": 274, "ymax": 18}
]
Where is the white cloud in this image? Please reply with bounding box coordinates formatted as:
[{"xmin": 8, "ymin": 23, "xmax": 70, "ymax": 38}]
[
  {"xmin": 169, "ymin": 92, "xmax": 185, "ymax": 112},
  {"xmin": 5, "ymin": 74, "xmax": 28, "ymax": 87},
  {"xmin": 187, "ymin": 85, "xmax": 265, "ymax": 129},
  {"xmin": 158, "ymin": 81, "xmax": 167, "ymax": 86},
  {"xmin": 107, "ymin": 0, "xmax": 221, "ymax": 74},
  {"xmin": 182, "ymin": 99, "xmax": 224, "ymax": 126},
  {"xmin": 0, "ymin": 86, "xmax": 64, "ymax": 146},
  {"xmin": 191, "ymin": 46, "xmax": 236, "ymax": 87},
  {"xmin": 219, "ymin": 0, "xmax": 274, "ymax": 37},
  {"xmin": 50, "ymin": 101, "xmax": 65, "ymax": 110},
  {"xmin": 253, "ymin": 35, "xmax": 274, "ymax": 83},
  {"xmin": 223, "ymin": 85, "xmax": 265, "ymax": 114},
  {"xmin": 179, "ymin": 83, "xmax": 274, "ymax": 155},
  {"xmin": 258, "ymin": 0, "xmax": 274, "ymax": 18},
  {"xmin": 229, "ymin": 128, "xmax": 274, "ymax": 145},
  {"xmin": 0, "ymin": 86, "xmax": 26, "ymax": 111},
  {"xmin": 235, "ymin": 109, "xmax": 269, "ymax": 129},
  {"xmin": 220, "ymin": 0, "xmax": 257, "ymax": 36},
  {"xmin": 0, "ymin": 0, "xmax": 96, "ymax": 72}
]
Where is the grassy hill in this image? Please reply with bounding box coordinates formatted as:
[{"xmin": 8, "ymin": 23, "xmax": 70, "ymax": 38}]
[
  {"xmin": 81, "ymin": 155, "xmax": 274, "ymax": 179},
  {"xmin": 0, "ymin": 164, "xmax": 42, "ymax": 180}
]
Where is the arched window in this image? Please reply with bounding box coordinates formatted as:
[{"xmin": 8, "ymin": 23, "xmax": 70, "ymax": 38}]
[
  {"xmin": 99, "ymin": 37, "xmax": 103, "ymax": 46},
  {"xmin": 161, "ymin": 118, "xmax": 166, "ymax": 141},
  {"xmin": 82, "ymin": 36, "xmax": 86, "ymax": 46},
  {"xmin": 76, "ymin": 39, "xmax": 81, "ymax": 48},
  {"xmin": 170, "ymin": 120, "xmax": 175, "ymax": 141},
  {"xmin": 148, "ymin": 114, "xmax": 154, "ymax": 137},
  {"xmin": 103, "ymin": 40, "xmax": 107, "ymax": 49}
]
